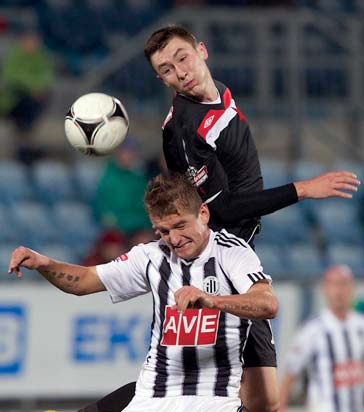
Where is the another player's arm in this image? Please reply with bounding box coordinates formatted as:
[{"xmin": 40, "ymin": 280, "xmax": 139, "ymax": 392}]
[
  {"xmin": 173, "ymin": 281, "xmax": 278, "ymax": 320},
  {"xmin": 8, "ymin": 246, "xmax": 105, "ymax": 295},
  {"xmin": 205, "ymin": 129, "xmax": 360, "ymax": 223}
]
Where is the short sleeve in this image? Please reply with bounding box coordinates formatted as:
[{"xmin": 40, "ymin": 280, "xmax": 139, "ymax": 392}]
[
  {"xmin": 96, "ymin": 244, "xmax": 151, "ymax": 303},
  {"xmin": 221, "ymin": 238, "xmax": 272, "ymax": 294}
]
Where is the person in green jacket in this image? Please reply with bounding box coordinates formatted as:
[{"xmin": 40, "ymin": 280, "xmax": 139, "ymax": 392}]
[
  {"xmin": 93, "ymin": 137, "xmax": 151, "ymax": 236},
  {"xmin": 0, "ymin": 29, "xmax": 54, "ymax": 162}
]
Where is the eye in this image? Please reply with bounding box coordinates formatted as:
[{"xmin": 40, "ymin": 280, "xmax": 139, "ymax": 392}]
[
  {"xmin": 179, "ymin": 55, "xmax": 186, "ymax": 63},
  {"xmin": 161, "ymin": 68, "xmax": 171, "ymax": 76}
]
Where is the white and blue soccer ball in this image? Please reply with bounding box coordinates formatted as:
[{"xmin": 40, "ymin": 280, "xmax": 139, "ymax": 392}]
[{"xmin": 65, "ymin": 92, "xmax": 129, "ymax": 156}]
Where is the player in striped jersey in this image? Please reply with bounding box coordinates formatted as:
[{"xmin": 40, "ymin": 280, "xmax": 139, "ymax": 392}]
[
  {"xmin": 280, "ymin": 265, "xmax": 364, "ymax": 412},
  {"xmin": 8, "ymin": 174, "xmax": 278, "ymax": 412},
  {"xmin": 143, "ymin": 25, "xmax": 360, "ymax": 412}
]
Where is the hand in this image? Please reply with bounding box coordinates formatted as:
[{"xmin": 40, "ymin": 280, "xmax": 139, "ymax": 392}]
[
  {"xmin": 171, "ymin": 285, "xmax": 216, "ymax": 313},
  {"xmin": 8, "ymin": 246, "xmax": 49, "ymax": 279},
  {"xmin": 294, "ymin": 171, "xmax": 360, "ymax": 200}
]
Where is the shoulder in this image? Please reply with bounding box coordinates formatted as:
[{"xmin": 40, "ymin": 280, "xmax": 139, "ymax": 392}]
[
  {"xmin": 213, "ymin": 229, "xmax": 261, "ymax": 269},
  {"xmin": 349, "ymin": 310, "xmax": 364, "ymax": 326},
  {"xmin": 213, "ymin": 229, "xmax": 249, "ymax": 250}
]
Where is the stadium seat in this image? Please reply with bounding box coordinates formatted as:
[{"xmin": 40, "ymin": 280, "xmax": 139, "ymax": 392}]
[
  {"xmin": 38, "ymin": 243, "xmax": 80, "ymax": 264},
  {"xmin": 0, "ymin": 160, "xmax": 33, "ymax": 205},
  {"xmin": 73, "ymin": 159, "xmax": 104, "ymax": 203},
  {"xmin": 332, "ymin": 160, "xmax": 363, "ymax": 203},
  {"xmin": 0, "ymin": 204, "xmax": 20, "ymax": 243},
  {"xmin": 291, "ymin": 159, "xmax": 326, "ymax": 181},
  {"xmin": 260, "ymin": 158, "xmax": 290, "ymax": 189},
  {"xmin": 259, "ymin": 204, "xmax": 312, "ymax": 245},
  {"xmin": 314, "ymin": 201, "xmax": 363, "ymax": 245},
  {"xmin": 333, "ymin": 159, "xmax": 363, "ymax": 177},
  {"xmin": 255, "ymin": 243, "xmax": 289, "ymax": 280},
  {"xmin": 326, "ymin": 244, "xmax": 364, "ymax": 277},
  {"xmin": 0, "ymin": 242, "xmax": 39, "ymax": 282},
  {"xmin": 286, "ymin": 244, "xmax": 325, "ymax": 279},
  {"xmin": 32, "ymin": 159, "xmax": 76, "ymax": 205},
  {"xmin": 52, "ymin": 200, "xmax": 100, "ymax": 257},
  {"xmin": 10, "ymin": 201, "xmax": 58, "ymax": 246}
]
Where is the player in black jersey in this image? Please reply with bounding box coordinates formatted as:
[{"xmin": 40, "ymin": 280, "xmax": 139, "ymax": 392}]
[{"xmin": 142, "ymin": 25, "xmax": 361, "ymax": 412}]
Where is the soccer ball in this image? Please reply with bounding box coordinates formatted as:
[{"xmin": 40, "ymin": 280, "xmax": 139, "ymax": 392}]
[{"xmin": 64, "ymin": 92, "xmax": 129, "ymax": 156}]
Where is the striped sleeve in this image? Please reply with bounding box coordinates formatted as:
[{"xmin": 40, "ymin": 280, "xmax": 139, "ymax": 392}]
[
  {"xmin": 220, "ymin": 235, "xmax": 272, "ymax": 293},
  {"xmin": 96, "ymin": 244, "xmax": 151, "ymax": 303}
]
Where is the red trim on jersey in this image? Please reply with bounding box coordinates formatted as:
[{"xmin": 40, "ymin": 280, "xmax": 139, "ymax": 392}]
[
  {"xmin": 233, "ymin": 106, "xmax": 248, "ymax": 123},
  {"xmin": 197, "ymin": 88, "xmax": 248, "ymax": 140},
  {"xmin": 162, "ymin": 106, "xmax": 174, "ymax": 130},
  {"xmin": 197, "ymin": 109, "xmax": 225, "ymax": 140},
  {"xmin": 223, "ymin": 88, "xmax": 232, "ymax": 108}
]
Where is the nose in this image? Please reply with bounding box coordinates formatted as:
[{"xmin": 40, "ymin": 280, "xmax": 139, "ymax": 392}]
[
  {"xmin": 175, "ymin": 65, "xmax": 186, "ymax": 80},
  {"xmin": 169, "ymin": 229, "xmax": 181, "ymax": 246}
]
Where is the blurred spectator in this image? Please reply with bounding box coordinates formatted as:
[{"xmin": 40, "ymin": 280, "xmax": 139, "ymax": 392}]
[
  {"xmin": 128, "ymin": 228, "xmax": 157, "ymax": 247},
  {"xmin": 83, "ymin": 228, "xmax": 127, "ymax": 265},
  {"xmin": 0, "ymin": 29, "xmax": 53, "ymax": 162},
  {"xmin": 0, "ymin": 14, "xmax": 8, "ymax": 33},
  {"xmin": 93, "ymin": 137, "xmax": 151, "ymax": 235},
  {"xmin": 280, "ymin": 265, "xmax": 364, "ymax": 412}
]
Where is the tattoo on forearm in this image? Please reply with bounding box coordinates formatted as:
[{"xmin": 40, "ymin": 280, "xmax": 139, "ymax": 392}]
[
  {"xmin": 44, "ymin": 270, "xmax": 80, "ymax": 283},
  {"xmin": 223, "ymin": 304, "xmax": 265, "ymax": 314}
]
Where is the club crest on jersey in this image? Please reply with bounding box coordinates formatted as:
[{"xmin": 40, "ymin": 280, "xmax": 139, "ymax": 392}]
[
  {"xmin": 203, "ymin": 276, "xmax": 220, "ymax": 295},
  {"xmin": 161, "ymin": 306, "xmax": 220, "ymax": 346},
  {"xmin": 186, "ymin": 165, "xmax": 208, "ymax": 187}
]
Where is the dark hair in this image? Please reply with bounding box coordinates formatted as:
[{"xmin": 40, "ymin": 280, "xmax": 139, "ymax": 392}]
[
  {"xmin": 144, "ymin": 173, "xmax": 202, "ymax": 218},
  {"xmin": 144, "ymin": 24, "xmax": 197, "ymax": 66}
]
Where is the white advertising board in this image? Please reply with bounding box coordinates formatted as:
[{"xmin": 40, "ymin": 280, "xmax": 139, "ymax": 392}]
[
  {"xmin": 0, "ymin": 283, "xmax": 152, "ymax": 398},
  {"xmin": 0, "ymin": 281, "xmax": 304, "ymax": 398}
]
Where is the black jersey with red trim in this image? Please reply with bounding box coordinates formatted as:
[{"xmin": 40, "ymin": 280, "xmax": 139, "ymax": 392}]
[{"xmin": 162, "ymin": 80, "xmax": 297, "ymax": 241}]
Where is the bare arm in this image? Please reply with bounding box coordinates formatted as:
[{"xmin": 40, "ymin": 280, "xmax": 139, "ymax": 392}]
[
  {"xmin": 279, "ymin": 371, "xmax": 296, "ymax": 412},
  {"xmin": 172, "ymin": 281, "xmax": 278, "ymax": 320},
  {"xmin": 294, "ymin": 171, "xmax": 360, "ymax": 200},
  {"xmin": 8, "ymin": 246, "xmax": 105, "ymax": 296},
  {"xmin": 209, "ymin": 171, "xmax": 360, "ymax": 224}
]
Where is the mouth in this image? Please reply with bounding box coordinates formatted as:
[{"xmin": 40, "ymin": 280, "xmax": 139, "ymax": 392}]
[
  {"xmin": 183, "ymin": 80, "xmax": 195, "ymax": 90},
  {"xmin": 174, "ymin": 241, "xmax": 191, "ymax": 252}
]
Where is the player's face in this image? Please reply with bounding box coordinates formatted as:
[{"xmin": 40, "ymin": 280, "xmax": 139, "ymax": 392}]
[
  {"xmin": 323, "ymin": 269, "xmax": 354, "ymax": 314},
  {"xmin": 151, "ymin": 36, "xmax": 212, "ymax": 101},
  {"xmin": 150, "ymin": 204, "xmax": 210, "ymax": 260}
]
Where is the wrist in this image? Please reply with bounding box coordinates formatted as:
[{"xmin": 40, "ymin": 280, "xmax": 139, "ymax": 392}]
[
  {"xmin": 293, "ymin": 181, "xmax": 306, "ymax": 200},
  {"xmin": 210, "ymin": 295, "xmax": 221, "ymax": 310}
]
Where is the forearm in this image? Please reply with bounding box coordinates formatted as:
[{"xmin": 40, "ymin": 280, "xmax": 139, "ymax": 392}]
[
  {"xmin": 38, "ymin": 260, "xmax": 94, "ymax": 295},
  {"xmin": 212, "ymin": 289, "xmax": 278, "ymax": 320},
  {"xmin": 209, "ymin": 184, "xmax": 298, "ymax": 223}
]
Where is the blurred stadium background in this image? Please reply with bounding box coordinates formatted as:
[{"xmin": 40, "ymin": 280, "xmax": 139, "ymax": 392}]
[{"xmin": 0, "ymin": 1, "xmax": 363, "ymax": 411}]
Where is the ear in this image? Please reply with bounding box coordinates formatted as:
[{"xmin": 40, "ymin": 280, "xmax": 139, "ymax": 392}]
[
  {"xmin": 196, "ymin": 41, "xmax": 208, "ymax": 60},
  {"xmin": 199, "ymin": 203, "xmax": 210, "ymax": 225}
]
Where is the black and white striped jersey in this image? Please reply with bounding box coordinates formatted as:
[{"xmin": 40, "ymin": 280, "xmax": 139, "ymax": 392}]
[
  {"xmin": 97, "ymin": 229, "xmax": 271, "ymax": 398},
  {"xmin": 284, "ymin": 309, "xmax": 364, "ymax": 412}
]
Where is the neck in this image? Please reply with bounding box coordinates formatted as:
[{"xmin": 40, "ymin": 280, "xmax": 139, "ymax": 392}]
[
  {"xmin": 201, "ymin": 79, "xmax": 219, "ymax": 102},
  {"xmin": 330, "ymin": 307, "xmax": 349, "ymax": 321}
]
